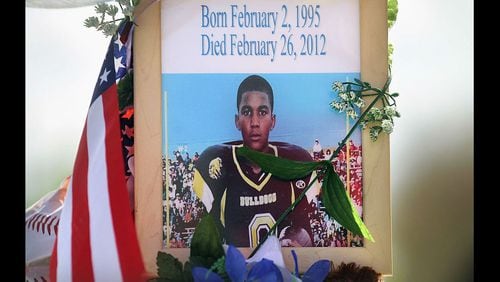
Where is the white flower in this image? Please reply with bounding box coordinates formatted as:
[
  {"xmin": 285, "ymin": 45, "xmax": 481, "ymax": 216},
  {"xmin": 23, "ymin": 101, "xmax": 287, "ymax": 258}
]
[
  {"xmin": 354, "ymin": 98, "xmax": 365, "ymax": 108},
  {"xmin": 360, "ymin": 121, "xmax": 367, "ymax": 129},
  {"xmin": 246, "ymin": 236, "xmax": 295, "ymax": 281},
  {"xmin": 383, "ymin": 105, "xmax": 398, "ymax": 117},
  {"xmin": 368, "ymin": 108, "xmax": 383, "ymax": 120},
  {"xmin": 381, "ymin": 119, "xmax": 394, "ymax": 134},
  {"xmin": 346, "ymin": 107, "xmax": 358, "ymax": 119},
  {"xmin": 349, "ymin": 91, "xmax": 356, "ymax": 101},
  {"xmin": 332, "ymin": 81, "xmax": 344, "ymax": 92},
  {"xmin": 339, "ymin": 91, "xmax": 349, "ymax": 101},
  {"xmin": 369, "ymin": 127, "xmax": 380, "ymax": 141},
  {"xmin": 330, "ymin": 101, "xmax": 346, "ymax": 112}
]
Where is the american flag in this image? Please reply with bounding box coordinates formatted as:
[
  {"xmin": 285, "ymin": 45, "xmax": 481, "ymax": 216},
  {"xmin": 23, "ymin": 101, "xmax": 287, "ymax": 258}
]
[{"xmin": 50, "ymin": 20, "xmax": 146, "ymax": 281}]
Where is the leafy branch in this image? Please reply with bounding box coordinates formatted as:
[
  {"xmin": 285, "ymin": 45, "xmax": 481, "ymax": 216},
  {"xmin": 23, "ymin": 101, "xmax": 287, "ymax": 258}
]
[
  {"xmin": 388, "ymin": 0, "xmax": 399, "ymax": 71},
  {"xmin": 240, "ymin": 77, "xmax": 398, "ymax": 258},
  {"xmin": 331, "ymin": 78, "xmax": 400, "ymax": 141},
  {"xmin": 84, "ymin": 0, "xmax": 140, "ymax": 37},
  {"xmin": 388, "ymin": 0, "xmax": 399, "ymax": 29}
]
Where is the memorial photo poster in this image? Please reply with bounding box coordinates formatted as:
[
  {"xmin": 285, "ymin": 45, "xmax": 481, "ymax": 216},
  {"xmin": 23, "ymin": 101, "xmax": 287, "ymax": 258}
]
[{"xmin": 161, "ymin": 0, "xmax": 363, "ymax": 249}]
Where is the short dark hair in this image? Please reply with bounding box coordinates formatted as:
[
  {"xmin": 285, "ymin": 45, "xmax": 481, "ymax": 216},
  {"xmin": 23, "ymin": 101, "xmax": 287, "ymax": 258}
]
[{"xmin": 237, "ymin": 75, "xmax": 274, "ymax": 112}]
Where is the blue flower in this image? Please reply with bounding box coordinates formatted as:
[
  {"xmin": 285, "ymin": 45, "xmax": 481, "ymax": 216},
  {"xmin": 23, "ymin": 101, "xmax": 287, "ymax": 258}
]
[
  {"xmin": 225, "ymin": 245, "xmax": 246, "ymax": 282},
  {"xmin": 246, "ymin": 235, "xmax": 292, "ymax": 281},
  {"xmin": 191, "ymin": 236, "xmax": 330, "ymax": 282},
  {"xmin": 291, "ymin": 250, "xmax": 331, "ymax": 282},
  {"xmin": 192, "ymin": 243, "xmax": 283, "ymax": 282},
  {"xmin": 192, "ymin": 266, "xmax": 224, "ymax": 282},
  {"xmin": 247, "ymin": 258, "xmax": 283, "ymax": 282}
]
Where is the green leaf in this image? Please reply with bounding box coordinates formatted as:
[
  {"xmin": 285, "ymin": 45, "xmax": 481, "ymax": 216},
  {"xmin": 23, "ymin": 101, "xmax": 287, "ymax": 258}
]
[
  {"xmin": 106, "ymin": 5, "xmax": 119, "ymax": 17},
  {"xmin": 95, "ymin": 3, "xmax": 109, "ymax": 14},
  {"xmin": 183, "ymin": 261, "xmax": 194, "ymax": 282},
  {"xmin": 156, "ymin": 251, "xmax": 185, "ymax": 281},
  {"xmin": 118, "ymin": 71, "xmax": 134, "ymax": 110},
  {"xmin": 102, "ymin": 23, "xmax": 118, "ymax": 37},
  {"xmin": 189, "ymin": 256, "xmax": 219, "ymax": 272},
  {"xmin": 342, "ymin": 82, "xmax": 358, "ymax": 86},
  {"xmin": 189, "ymin": 215, "xmax": 224, "ymax": 268},
  {"xmin": 320, "ymin": 173, "xmax": 343, "ymax": 228},
  {"xmin": 388, "ymin": 43, "xmax": 394, "ymax": 69},
  {"xmin": 353, "ymin": 78, "xmax": 363, "ymax": 86},
  {"xmin": 388, "ymin": 0, "xmax": 398, "ymax": 29},
  {"xmin": 84, "ymin": 16, "xmax": 100, "ymax": 28},
  {"xmin": 123, "ymin": 6, "xmax": 134, "ymax": 18},
  {"xmin": 236, "ymin": 146, "xmax": 326, "ymax": 180},
  {"xmin": 321, "ymin": 165, "xmax": 374, "ymax": 241}
]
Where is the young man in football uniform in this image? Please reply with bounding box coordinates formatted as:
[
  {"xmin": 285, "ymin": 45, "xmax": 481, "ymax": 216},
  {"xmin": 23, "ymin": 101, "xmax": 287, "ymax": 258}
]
[{"xmin": 193, "ymin": 75, "xmax": 319, "ymax": 248}]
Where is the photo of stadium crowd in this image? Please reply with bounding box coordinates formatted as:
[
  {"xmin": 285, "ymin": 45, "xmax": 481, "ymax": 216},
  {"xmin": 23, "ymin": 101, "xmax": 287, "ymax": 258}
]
[{"xmin": 162, "ymin": 139, "xmax": 364, "ymax": 248}]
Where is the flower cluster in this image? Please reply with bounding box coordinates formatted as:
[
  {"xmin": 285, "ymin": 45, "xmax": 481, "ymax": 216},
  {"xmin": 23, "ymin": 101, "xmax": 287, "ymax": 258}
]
[
  {"xmin": 154, "ymin": 215, "xmax": 381, "ymax": 282},
  {"xmin": 330, "ymin": 82, "xmax": 365, "ymax": 120},
  {"xmin": 330, "ymin": 78, "xmax": 400, "ymax": 141},
  {"xmin": 193, "ymin": 236, "xmax": 331, "ymax": 282},
  {"xmin": 362, "ymin": 105, "xmax": 400, "ymax": 141},
  {"xmin": 154, "ymin": 215, "xmax": 331, "ymax": 282},
  {"xmin": 154, "ymin": 216, "xmax": 382, "ymax": 281}
]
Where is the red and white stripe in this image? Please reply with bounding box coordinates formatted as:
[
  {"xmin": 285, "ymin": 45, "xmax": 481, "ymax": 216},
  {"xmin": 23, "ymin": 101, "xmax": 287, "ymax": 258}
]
[{"xmin": 50, "ymin": 84, "xmax": 145, "ymax": 281}]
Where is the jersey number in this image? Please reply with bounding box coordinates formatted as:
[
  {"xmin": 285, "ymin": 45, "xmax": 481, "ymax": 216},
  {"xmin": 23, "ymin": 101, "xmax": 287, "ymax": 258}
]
[{"xmin": 248, "ymin": 213, "xmax": 276, "ymax": 248}]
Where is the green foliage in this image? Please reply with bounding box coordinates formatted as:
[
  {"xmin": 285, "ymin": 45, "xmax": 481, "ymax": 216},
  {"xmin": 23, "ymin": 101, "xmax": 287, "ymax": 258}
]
[
  {"xmin": 387, "ymin": 0, "xmax": 399, "ymax": 70},
  {"xmin": 118, "ymin": 71, "xmax": 134, "ymax": 110},
  {"xmin": 189, "ymin": 215, "xmax": 225, "ymax": 269},
  {"xmin": 153, "ymin": 252, "xmax": 193, "ymax": 282},
  {"xmin": 331, "ymin": 77, "xmax": 400, "ymax": 141},
  {"xmin": 182, "ymin": 261, "xmax": 194, "ymax": 282},
  {"xmin": 387, "ymin": 0, "xmax": 399, "ymax": 29},
  {"xmin": 237, "ymin": 146, "xmax": 326, "ymax": 180},
  {"xmin": 154, "ymin": 215, "xmax": 225, "ymax": 281},
  {"xmin": 321, "ymin": 165, "xmax": 373, "ymax": 241},
  {"xmin": 84, "ymin": 0, "xmax": 140, "ymax": 37},
  {"xmin": 388, "ymin": 43, "xmax": 394, "ymax": 72},
  {"xmin": 209, "ymin": 256, "xmax": 229, "ymax": 281},
  {"xmin": 155, "ymin": 252, "xmax": 184, "ymax": 281},
  {"xmin": 84, "ymin": 16, "xmax": 100, "ymax": 29}
]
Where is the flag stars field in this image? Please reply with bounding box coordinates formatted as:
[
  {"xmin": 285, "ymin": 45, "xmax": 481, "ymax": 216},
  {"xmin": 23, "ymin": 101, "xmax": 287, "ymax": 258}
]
[{"xmin": 99, "ymin": 68, "xmax": 110, "ymax": 85}]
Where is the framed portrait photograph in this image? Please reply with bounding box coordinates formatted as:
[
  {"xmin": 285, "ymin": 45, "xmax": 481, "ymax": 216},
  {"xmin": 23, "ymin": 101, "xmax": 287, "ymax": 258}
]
[{"xmin": 133, "ymin": 0, "xmax": 392, "ymax": 277}]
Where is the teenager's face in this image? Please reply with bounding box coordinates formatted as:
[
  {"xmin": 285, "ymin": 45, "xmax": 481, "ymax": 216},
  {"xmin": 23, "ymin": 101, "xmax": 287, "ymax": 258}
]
[{"xmin": 235, "ymin": 91, "xmax": 275, "ymax": 152}]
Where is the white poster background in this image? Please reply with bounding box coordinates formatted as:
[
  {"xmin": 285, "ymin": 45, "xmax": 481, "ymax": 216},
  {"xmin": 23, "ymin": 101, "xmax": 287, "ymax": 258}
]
[{"xmin": 161, "ymin": 0, "xmax": 360, "ymax": 74}]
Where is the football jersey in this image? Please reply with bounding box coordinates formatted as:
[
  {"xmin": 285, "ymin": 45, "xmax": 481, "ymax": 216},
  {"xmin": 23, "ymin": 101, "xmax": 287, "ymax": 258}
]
[{"xmin": 193, "ymin": 141, "xmax": 318, "ymax": 247}]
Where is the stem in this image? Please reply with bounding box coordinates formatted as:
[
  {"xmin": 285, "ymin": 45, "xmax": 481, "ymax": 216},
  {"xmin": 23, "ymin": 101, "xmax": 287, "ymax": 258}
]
[
  {"xmin": 248, "ymin": 81, "xmax": 389, "ymax": 258},
  {"xmin": 100, "ymin": 18, "xmax": 124, "ymax": 25}
]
